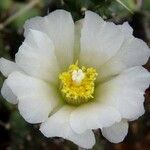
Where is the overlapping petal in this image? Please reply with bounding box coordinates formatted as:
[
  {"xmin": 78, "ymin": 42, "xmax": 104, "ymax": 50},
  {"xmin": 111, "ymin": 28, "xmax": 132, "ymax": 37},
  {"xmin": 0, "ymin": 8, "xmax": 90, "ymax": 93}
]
[
  {"xmin": 70, "ymin": 102, "xmax": 121, "ymax": 134},
  {"xmin": 40, "ymin": 106, "xmax": 95, "ymax": 149},
  {"xmin": 24, "ymin": 10, "xmax": 74, "ymax": 69},
  {"xmin": 96, "ymin": 66, "xmax": 150, "ymax": 120},
  {"xmin": 98, "ymin": 30, "xmax": 150, "ymax": 81},
  {"xmin": 118, "ymin": 22, "xmax": 133, "ymax": 39},
  {"xmin": 0, "ymin": 58, "xmax": 21, "ymax": 104},
  {"xmin": 102, "ymin": 120, "xmax": 129, "ymax": 143},
  {"xmin": 5, "ymin": 72, "xmax": 60, "ymax": 123},
  {"xmin": 79, "ymin": 11, "xmax": 124, "ymax": 69},
  {"xmin": 0, "ymin": 58, "xmax": 20, "ymax": 77},
  {"xmin": 16, "ymin": 30, "xmax": 60, "ymax": 84},
  {"xmin": 1, "ymin": 80, "xmax": 18, "ymax": 104}
]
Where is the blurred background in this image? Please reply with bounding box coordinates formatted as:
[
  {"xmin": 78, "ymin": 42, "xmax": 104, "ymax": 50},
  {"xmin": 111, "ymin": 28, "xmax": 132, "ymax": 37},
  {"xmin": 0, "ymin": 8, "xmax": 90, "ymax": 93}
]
[{"xmin": 0, "ymin": 0, "xmax": 150, "ymax": 149}]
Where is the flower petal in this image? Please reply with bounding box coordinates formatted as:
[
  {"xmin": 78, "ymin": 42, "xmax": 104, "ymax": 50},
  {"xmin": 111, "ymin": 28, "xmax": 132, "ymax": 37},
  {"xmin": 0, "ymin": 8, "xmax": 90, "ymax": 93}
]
[
  {"xmin": 0, "ymin": 58, "xmax": 20, "ymax": 77},
  {"xmin": 79, "ymin": 11, "xmax": 124, "ymax": 68},
  {"xmin": 118, "ymin": 22, "xmax": 133, "ymax": 39},
  {"xmin": 102, "ymin": 120, "xmax": 129, "ymax": 143},
  {"xmin": 40, "ymin": 106, "xmax": 95, "ymax": 149},
  {"xmin": 16, "ymin": 30, "xmax": 60, "ymax": 84},
  {"xmin": 70, "ymin": 102, "xmax": 121, "ymax": 134},
  {"xmin": 97, "ymin": 66, "xmax": 150, "ymax": 120},
  {"xmin": 24, "ymin": 10, "xmax": 74, "ymax": 69},
  {"xmin": 98, "ymin": 36, "xmax": 150, "ymax": 81},
  {"xmin": 6, "ymin": 72, "xmax": 60, "ymax": 123},
  {"xmin": 1, "ymin": 80, "xmax": 18, "ymax": 104}
]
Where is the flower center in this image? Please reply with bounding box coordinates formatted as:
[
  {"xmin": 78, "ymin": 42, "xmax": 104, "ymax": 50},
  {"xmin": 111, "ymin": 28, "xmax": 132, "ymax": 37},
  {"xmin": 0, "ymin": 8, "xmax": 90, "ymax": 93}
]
[{"xmin": 59, "ymin": 62, "xmax": 98, "ymax": 105}]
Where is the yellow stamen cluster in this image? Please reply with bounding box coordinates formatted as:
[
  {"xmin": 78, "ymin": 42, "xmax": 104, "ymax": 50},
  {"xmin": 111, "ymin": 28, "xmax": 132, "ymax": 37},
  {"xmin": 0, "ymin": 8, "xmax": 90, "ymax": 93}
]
[{"xmin": 59, "ymin": 63, "xmax": 98, "ymax": 105}]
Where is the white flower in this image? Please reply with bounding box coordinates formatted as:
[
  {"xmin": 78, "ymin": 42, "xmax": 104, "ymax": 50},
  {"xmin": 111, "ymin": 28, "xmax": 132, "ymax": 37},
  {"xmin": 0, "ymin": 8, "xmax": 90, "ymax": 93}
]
[{"xmin": 0, "ymin": 10, "xmax": 150, "ymax": 149}]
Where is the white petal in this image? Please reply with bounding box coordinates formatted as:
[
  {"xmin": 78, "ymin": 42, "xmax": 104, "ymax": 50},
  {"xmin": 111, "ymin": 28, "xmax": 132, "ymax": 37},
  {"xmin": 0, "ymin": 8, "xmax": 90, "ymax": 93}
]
[
  {"xmin": 102, "ymin": 120, "xmax": 129, "ymax": 143},
  {"xmin": 24, "ymin": 10, "xmax": 74, "ymax": 69},
  {"xmin": 24, "ymin": 16, "xmax": 47, "ymax": 37},
  {"xmin": 6, "ymin": 72, "xmax": 60, "ymax": 123},
  {"xmin": 97, "ymin": 66, "xmax": 150, "ymax": 120},
  {"xmin": 0, "ymin": 58, "xmax": 20, "ymax": 77},
  {"xmin": 98, "ymin": 37, "xmax": 150, "ymax": 81},
  {"xmin": 1, "ymin": 80, "xmax": 18, "ymax": 104},
  {"xmin": 18, "ymin": 96, "xmax": 52, "ymax": 124},
  {"xmin": 16, "ymin": 30, "xmax": 60, "ymax": 84},
  {"xmin": 70, "ymin": 102, "xmax": 121, "ymax": 134},
  {"xmin": 118, "ymin": 22, "xmax": 133, "ymax": 39},
  {"xmin": 79, "ymin": 11, "xmax": 124, "ymax": 68},
  {"xmin": 40, "ymin": 106, "xmax": 95, "ymax": 149}
]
